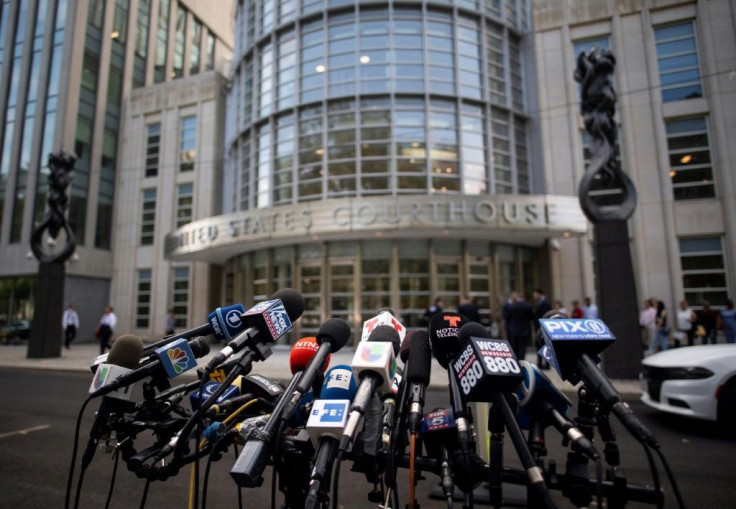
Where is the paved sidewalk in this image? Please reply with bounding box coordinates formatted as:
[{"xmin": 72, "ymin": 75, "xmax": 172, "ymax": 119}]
[{"xmin": 0, "ymin": 338, "xmax": 642, "ymax": 396}]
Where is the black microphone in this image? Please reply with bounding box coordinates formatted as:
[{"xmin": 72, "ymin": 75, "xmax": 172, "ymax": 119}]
[
  {"xmin": 455, "ymin": 322, "xmax": 556, "ymax": 509},
  {"xmin": 91, "ymin": 303, "xmax": 248, "ymax": 370},
  {"xmin": 406, "ymin": 330, "xmax": 432, "ymax": 434},
  {"xmin": 280, "ymin": 319, "xmax": 352, "ymax": 424},
  {"xmin": 538, "ymin": 312, "xmax": 659, "ymax": 448},
  {"xmin": 89, "ymin": 337, "xmax": 210, "ymax": 398},
  {"xmin": 206, "ymin": 288, "xmax": 305, "ymax": 371},
  {"xmin": 514, "ymin": 360, "xmax": 599, "ymax": 461},
  {"xmin": 339, "ymin": 325, "xmax": 400, "ymax": 453},
  {"xmin": 82, "ymin": 335, "xmax": 144, "ymax": 470}
]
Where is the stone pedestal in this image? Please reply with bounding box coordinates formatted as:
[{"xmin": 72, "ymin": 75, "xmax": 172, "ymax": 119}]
[
  {"xmin": 595, "ymin": 221, "xmax": 641, "ymax": 379},
  {"xmin": 27, "ymin": 263, "xmax": 65, "ymax": 359}
]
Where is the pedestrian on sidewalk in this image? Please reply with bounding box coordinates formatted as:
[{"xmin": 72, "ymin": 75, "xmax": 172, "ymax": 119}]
[
  {"xmin": 721, "ymin": 299, "xmax": 736, "ymax": 344},
  {"xmin": 96, "ymin": 306, "xmax": 117, "ymax": 355},
  {"xmin": 165, "ymin": 309, "xmax": 176, "ymax": 336},
  {"xmin": 62, "ymin": 303, "xmax": 79, "ymax": 349}
]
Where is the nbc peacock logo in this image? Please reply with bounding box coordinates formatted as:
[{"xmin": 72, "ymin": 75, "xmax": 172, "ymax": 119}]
[{"xmin": 168, "ymin": 348, "xmax": 191, "ymax": 374}]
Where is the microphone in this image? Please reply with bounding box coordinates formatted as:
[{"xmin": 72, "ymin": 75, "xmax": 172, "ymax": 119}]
[
  {"xmin": 230, "ymin": 330, "xmax": 346, "ymax": 488},
  {"xmin": 205, "ymin": 288, "xmax": 305, "ymax": 371},
  {"xmin": 280, "ymin": 320, "xmax": 351, "ymax": 425},
  {"xmin": 406, "ymin": 330, "xmax": 432, "ymax": 434},
  {"xmin": 90, "ymin": 337, "xmax": 210, "ymax": 398},
  {"xmin": 455, "ymin": 322, "xmax": 556, "ymax": 508},
  {"xmin": 421, "ymin": 407, "xmax": 459, "ymax": 504},
  {"xmin": 339, "ymin": 325, "xmax": 399, "ymax": 453},
  {"xmin": 304, "ymin": 366, "xmax": 358, "ymax": 509},
  {"xmin": 91, "ymin": 303, "xmax": 247, "ymax": 369},
  {"xmin": 514, "ymin": 360, "xmax": 599, "ymax": 461},
  {"xmin": 82, "ymin": 335, "xmax": 144, "ymax": 470},
  {"xmin": 538, "ymin": 313, "xmax": 658, "ymax": 448}
]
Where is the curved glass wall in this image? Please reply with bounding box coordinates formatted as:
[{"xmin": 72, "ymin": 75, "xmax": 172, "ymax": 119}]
[
  {"xmin": 230, "ymin": 1, "xmax": 533, "ymax": 209},
  {"xmin": 226, "ymin": 240, "xmax": 540, "ymax": 344}
]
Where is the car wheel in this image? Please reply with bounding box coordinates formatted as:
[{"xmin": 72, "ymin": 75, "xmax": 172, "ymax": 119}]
[{"xmin": 718, "ymin": 381, "xmax": 736, "ymax": 427}]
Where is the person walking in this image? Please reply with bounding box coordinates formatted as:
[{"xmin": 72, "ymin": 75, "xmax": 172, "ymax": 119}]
[
  {"xmin": 582, "ymin": 297, "xmax": 598, "ymax": 319},
  {"xmin": 97, "ymin": 306, "xmax": 117, "ymax": 355},
  {"xmin": 639, "ymin": 299, "xmax": 657, "ymax": 351},
  {"xmin": 62, "ymin": 303, "xmax": 79, "ymax": 349},
  {"xmin": 675, "ymin": 300, "xmax": 696, "ymax": 348},
  {"xmin": 502, "ymin": 292, "xmax": 533, "ymax": 360},
  {"xmin": 570, "ymin": 300, "xmax": 584, "ymax": 319},
  {"xmin": 648, "ymin": 300, "xmax": 669, "ymax": 355},
  {"xmin": 552, "ymin": 300, "xmax": 568, "ymax": 317},
  {"xmin": 423, "ymin": 297, "xmax": 444, "ymax": 323},
  {"xmin": 165, "ymin": 309, "xmax": 176, "ymax": 336},
  {"xmin": 458, "ymin": 296, "xmax": 481, "ymax": 323},
  {"xmin": 697, "ymin": 301, "xmax": 719, "ymax": 345},
  {"xmin": 532, "ymin": 288, "xmax": 552, "ymax": 368},
  {"xmin": 720, "ymin": 299, "xmax": 736, "ymax": 344}
]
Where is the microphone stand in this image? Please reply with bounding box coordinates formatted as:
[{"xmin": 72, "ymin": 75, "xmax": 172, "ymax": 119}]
[{"xmin": 487, "ymin": 400, "xmax": 504, "ymax": 509}]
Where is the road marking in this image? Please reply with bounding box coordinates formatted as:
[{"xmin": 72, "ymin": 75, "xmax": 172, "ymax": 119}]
[{"xmin": 0, "ymin": 424, "xmax": 51, "ymax": 439}]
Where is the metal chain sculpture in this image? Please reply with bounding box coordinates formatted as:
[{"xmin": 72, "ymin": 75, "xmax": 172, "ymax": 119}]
[
  {"xmin": 574, "ymin": 48, "xmax": 637, "ymax": 222},
  {"xmin": 30, "ymin": 150, "xmax": 77, "ymax": 264},
  {"xmin": 574, "ymin": 48, "xmax": 641, "ymax": 378}
]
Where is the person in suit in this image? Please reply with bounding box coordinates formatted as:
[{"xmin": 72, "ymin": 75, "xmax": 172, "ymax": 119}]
[
  {"xmin": 502, "ymin": 292, "xmax": 533, "ymax": 360},
  {"xmin": 533, "ymin": 288, "xmax": 552, "ymax": 368},
  {"xmin": 458, "ymin": 295, "xmax": 481, "ymax": 323},
  {"xmin": 62, "ymin": 303, "xmax": 79, "ymax": 349}
]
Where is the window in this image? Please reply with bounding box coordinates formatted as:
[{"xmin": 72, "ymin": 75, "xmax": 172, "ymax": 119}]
[
  {"xmin": 173, "ymin": 4, "xmax": 186, "ymax": 78},
  {"xmin": 573, "ymin": 36, "xmax": 609, "ymax": 59},
  {"xmin": 145, "ymin": 123, "xmax": 161, "ymax": 177},
  {"xmin": 190, "ymin": 17, "xmax": 201, "ymax": 75},
  {"xmin": 171, "ymin": 267, "xmax": 190, "ymax": 327},
  {"xmin": 154, "ymin": 0, "xmax": 170, "ymax": 83},
  {"xmin": 655, "ymin": 22, "xmax": 702, "ymax": 102},
  {"xmin": 176, "ymin": 183, "xmax": 193, "ymax": 227},
  {"xmin": 136, "ymin": 269, "xmax": 152, "ymax": 327},
  {"xmin": 679, "ymin": 237, "xmax": 727, "ymax": 307},
  {"xmin": 140, "ymin": 189, "xmax": 156, "ymax": 245},
  {"xmin": 205, "ymin": 31, "xmax": 215, "ymax": 71},
  {"xmin": 179, "ymin": 116, "xmax": 196, "ymax": 172},
  {"xmin": 133, "ymin": 0, "xmax": 151, "ymax": 87},
  {"xmin": 666, "ymin": 117, "xmax": 714, "ymax": 200}
]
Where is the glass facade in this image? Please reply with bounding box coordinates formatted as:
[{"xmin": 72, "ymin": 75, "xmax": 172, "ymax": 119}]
[
  {"xmin": 227, "ymin": 239, "xmax": 539, "ymax": 344},
  {"xmin": 231, "ymin": 3, "xmax": 532, "ymax": 208}
]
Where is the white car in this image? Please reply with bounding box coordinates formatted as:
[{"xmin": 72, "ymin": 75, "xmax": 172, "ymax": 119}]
[{"xmin": 640, "ymin": 344, "xmax": 736, "ymax": 425}]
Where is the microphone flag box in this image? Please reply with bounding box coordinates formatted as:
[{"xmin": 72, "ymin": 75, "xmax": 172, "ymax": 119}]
[
  {"xmin": 241, "ymin": 374, "xmax": 285, "ymax": 398},
  {"xmin": 360, "ymin": 311, "xmax": 406, "ymax": 344},
  {"xmin": 190, "ymin": 381, "xmax": 241, "ymax": 411},
  {"xmin": 208, "ymin": 303, "xmax": 247, "ymax": 340},
  {"xmin": 242, "ymin": 299, "xmax": 292, "ymax": 341},
  {"xmin": 420, "ymin": 407, "xmax": 457, "ymax": 456},
  {"xmin": 89, "ymin": 363, "xmax": 135, "ymax": 400},
  {"xmin": 538, "ymin": 318, "xmax": 615, "ymax": 383},
  {"xmin": 351, "ymin": 341, "xmax": 396, "ymax": 394},
  {"xmin": 156, "ymin": 338, "xmax": 199, "ymax": 379},
  {"xmin": 452, "ymin": 337, "xmax": 523, "ymax": 401},
  {"xmin": 306, "ymin": 399, "xmax": 351, "ymax": 442}
]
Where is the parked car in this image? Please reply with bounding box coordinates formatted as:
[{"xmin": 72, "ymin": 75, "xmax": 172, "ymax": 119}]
[
  {"xmin": 0, "ymin": 320, "xmax": 31, "ymax": 343},
  {"xmin": 640, "ymin": 344, "xmax": 736, "ymax": 426}
]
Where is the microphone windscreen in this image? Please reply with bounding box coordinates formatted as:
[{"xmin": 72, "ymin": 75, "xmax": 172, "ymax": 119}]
[
  {"xmin": 458, "ymin": 322, "xmax": 491, "ymax": 345},
  {"xmin": 107, "ymin": 334, "xmax": 144, "ymax": 369},
  {"xmin": 321, "ymin": 364, "xmax": 358, "ymax": 401},
  {"xmin": 543, "ymin": 310, "xmax": 567, "ymax": 319},
  {"xmin": 189, "ymin": 337, "xmax": 211, "ymax": 357},
  {"xmin": 270, "ymin": 288, "xmax": 305, "ymax": 322},
  {"xmin": 367, "ymin": 324, "xmax": 401, "ymax": 351},
  {"xmin": 406, "ymin": 330, "xmax": 431, "ymax": 386},
  {"xmin": 428, "ymin": 312, "xmax": 469, "ymax": 368},
  {"xmin": 289, "ymin": 337, "xmax": 329, "ymax": 374},
  {"xmin": 399, "ymin": 330, "xmax": 413, "ymax": 363},
  {"xmin": 316, "ymin": 318, "xmax": 351, "ymax": 352}
]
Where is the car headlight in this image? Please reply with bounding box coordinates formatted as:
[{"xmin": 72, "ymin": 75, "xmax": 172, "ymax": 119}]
[{"xmin": 666, "ymin": 367, "xmax": 714, "ymax": 380}]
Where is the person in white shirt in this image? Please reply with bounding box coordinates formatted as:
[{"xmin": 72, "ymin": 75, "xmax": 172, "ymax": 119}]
[
  {"xmin": 675, "ymin": 300, "xmax": 697, "ymax": 347},
  {"xmin": 62, "ymin": 303, "xmax": 79, "ymax": 349},
  {"xmin": 97, "ymin": 306, "xmax": 117, "ymax": 354},
  {"xmin": 582, "ymin": 297, "xmax": 598, "ymax": 319},
  {"xmin": 639, "ymin": 299, "xmax": 657, "ymax": 350}
]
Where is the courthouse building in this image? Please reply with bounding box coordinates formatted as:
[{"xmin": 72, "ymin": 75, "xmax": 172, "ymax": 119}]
[{"xmin": 163, "ymin": 0, "xmax": 588, "ymax": 342}]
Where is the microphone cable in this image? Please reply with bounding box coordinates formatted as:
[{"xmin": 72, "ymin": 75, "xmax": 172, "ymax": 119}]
[
  {"xmin": 65, "ymin": 394, "xmax": 93, "ymax": 509},
  {"xmin": 331, "ymin": 449, "xmax": 345, "ymax": 509},
  {"xmin": 139, "ymin": 477, "xmax": 152, "ymax": 509},
  {"xmin": 594, "ymin": 456, "xmax": 603, "ymax": 509},
  {"xmin": 642, "ymin": 440, "xmax": 663, "ymax": 509},
  {"xmin": 270, "ymin": 419, "xmax": 287, "ymax": 509},
  {"xmin": 654, "ymin": 447, "xmax": 686, "ymax": 509},
  {"xmin": 104, "ymin": 448, "xmax": 120, "ymax": 509}
]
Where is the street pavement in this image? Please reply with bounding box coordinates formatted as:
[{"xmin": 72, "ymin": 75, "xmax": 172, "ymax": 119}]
[{"xmin": 0, "ymin": 337, "xmax": 643, "ymax": 395}]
